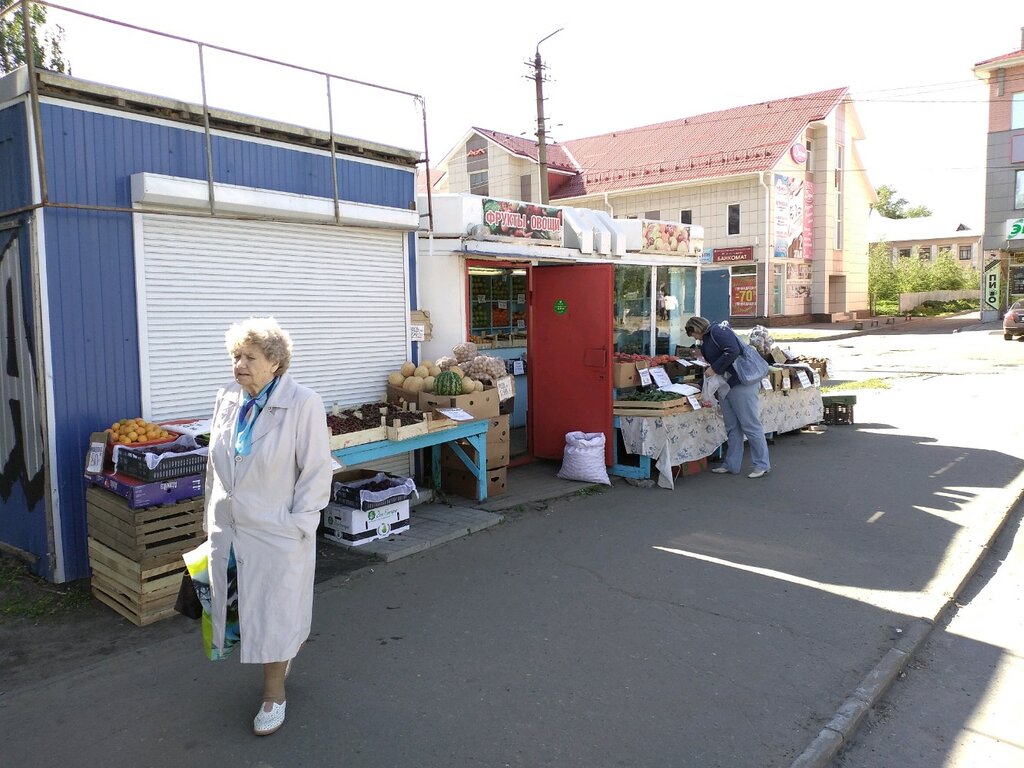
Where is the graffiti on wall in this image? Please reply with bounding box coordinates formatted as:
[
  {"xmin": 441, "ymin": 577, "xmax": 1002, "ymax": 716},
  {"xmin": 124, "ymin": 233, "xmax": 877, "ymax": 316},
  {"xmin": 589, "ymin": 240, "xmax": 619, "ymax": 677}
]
[{"xmin": 0, "ymin": 231, "xmax": 45, "ymax": 507}]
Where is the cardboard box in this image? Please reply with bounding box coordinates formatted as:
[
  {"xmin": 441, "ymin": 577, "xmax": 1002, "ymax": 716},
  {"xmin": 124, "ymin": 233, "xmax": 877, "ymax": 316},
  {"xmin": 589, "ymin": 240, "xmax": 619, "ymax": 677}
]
[
  {"xmin": 322, "ymin": 499, "xmax": 410, "ymax": 547},
  {"xmin": 440, "ymin": 466, "xmax": 507, "ymax": 500},
  {"xmin": 613, "ymin": 360, "xmax": 648, "ymax": 389},
  {"xmin": 85, "ymin": 431, "xmax": 112, "ymax": 474},
  {"xmin": 441, "ymin": 440, "xmax": 509, "ymax": 471},
  {"xmin": 419, "ymin": 388, "xmax": 499, "ymax": 419},
  {"xmin": 386, "ymin": 384, "xmax": 420, "ymax": 409},
  {"xmin": 86, "ymin": 471, "xmax": 204, "ymax": 510},
  {"xmin": 486, "ymin": 414, "xmax": 509, "ymax": 444}
]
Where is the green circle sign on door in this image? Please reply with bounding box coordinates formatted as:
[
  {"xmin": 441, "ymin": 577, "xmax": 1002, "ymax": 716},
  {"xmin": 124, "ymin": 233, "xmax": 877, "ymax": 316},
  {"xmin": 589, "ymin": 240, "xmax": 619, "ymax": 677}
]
[{"xmin": 553, "ymin": 299, "xmax": 568, "ymax": 315}]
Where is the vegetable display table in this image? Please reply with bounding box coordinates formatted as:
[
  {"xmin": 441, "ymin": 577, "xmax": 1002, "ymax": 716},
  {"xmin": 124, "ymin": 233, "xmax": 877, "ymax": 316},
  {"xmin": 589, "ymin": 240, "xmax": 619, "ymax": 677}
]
[
  {"xmin": 331, "ymin": 418, "xmax": 490, "ymax": 501},
  {"xmin": 614, "ymin": 387, "xmax": 824, "ymax": 489}
]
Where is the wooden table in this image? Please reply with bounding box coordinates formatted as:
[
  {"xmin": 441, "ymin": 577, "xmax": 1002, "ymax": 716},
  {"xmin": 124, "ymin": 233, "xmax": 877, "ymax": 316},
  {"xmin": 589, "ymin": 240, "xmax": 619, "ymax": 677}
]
[{"xmin": 331, "ymin": 418, "xmax": 491, "ymax": 501}]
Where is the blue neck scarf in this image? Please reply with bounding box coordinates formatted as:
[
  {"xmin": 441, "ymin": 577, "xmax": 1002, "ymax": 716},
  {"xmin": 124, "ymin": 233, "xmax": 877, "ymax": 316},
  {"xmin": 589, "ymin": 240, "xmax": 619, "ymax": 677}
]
[{"xmin": 234, "ymin": 377, "xmax": 279, "ymax": 456}]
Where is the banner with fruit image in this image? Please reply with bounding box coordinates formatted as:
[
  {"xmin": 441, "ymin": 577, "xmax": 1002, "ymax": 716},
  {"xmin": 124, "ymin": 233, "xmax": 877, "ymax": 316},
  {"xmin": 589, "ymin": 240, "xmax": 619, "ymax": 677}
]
[
  {"xmin": 640, "ymin": 221, "xmax": 693, "ymax": 254},
  {"xmin": 481, "ymin": 199, "xmax": 563, "ymax": 244}
]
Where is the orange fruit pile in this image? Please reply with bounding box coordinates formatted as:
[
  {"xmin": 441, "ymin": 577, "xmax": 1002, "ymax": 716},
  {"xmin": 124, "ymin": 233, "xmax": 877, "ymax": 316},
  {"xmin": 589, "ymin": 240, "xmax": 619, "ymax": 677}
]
[{"xmin": 106, "ymin": 418, "xmax": 173, "ymax": 445}]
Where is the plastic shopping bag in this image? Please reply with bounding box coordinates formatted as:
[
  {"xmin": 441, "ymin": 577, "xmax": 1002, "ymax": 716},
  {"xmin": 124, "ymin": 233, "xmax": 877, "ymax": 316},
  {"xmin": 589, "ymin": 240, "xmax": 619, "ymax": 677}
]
[{"xmin": 182, "ymin": 540, "xmax": 240, "ymax": 661}]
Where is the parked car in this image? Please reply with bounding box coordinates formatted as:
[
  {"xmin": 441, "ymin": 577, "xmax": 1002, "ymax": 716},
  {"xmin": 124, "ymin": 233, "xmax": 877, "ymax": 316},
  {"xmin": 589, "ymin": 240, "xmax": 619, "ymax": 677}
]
[{"xmin": 1004, "ymin": 300, "xmax": 1024, "ymax": 340}]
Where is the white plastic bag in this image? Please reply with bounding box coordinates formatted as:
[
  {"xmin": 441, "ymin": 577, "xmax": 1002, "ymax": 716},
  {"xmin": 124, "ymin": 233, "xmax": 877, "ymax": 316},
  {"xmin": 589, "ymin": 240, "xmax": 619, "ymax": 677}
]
[{"xmin": 556, "ymin": 431, "xmax": 611, "ymax": 486}]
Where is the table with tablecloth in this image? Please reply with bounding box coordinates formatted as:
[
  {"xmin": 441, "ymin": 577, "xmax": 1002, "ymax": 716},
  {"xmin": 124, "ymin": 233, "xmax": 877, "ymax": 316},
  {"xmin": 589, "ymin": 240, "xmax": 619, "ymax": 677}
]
[{"xmin": 617, "ymin": 387, "xmax": 824, "ymax": 489}]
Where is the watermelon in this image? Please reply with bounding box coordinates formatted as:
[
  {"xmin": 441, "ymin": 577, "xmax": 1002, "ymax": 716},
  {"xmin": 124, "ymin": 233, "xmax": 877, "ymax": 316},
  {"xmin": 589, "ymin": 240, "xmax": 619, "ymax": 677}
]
[{"xmin": 433, "ymin": 369, "xmax": 462, "ymax": 396}]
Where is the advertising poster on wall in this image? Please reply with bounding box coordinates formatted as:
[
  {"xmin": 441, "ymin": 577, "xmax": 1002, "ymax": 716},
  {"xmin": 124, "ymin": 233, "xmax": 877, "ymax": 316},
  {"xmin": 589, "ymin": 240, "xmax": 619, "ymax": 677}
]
[
  {"xmin": 640, "ymin": 221, "xmax": 693, "ymax": 254},
  {"xmin": 786, "ymin": 283, "xmax": 811, "ymax": 299},
  {"xmin": 482, "ymin": 198, "xmax": 563, "ymax": 245},
  {"xmin": 773, "ymin": 174, "xmax": 811, "ymax": 260},
  {"xmin": 731, "ymin": 273, "xmax": 757, "ymax": 316},
  {"xmin": 786, "ymin": 263, "xmax": 812, "ymax": 281}
]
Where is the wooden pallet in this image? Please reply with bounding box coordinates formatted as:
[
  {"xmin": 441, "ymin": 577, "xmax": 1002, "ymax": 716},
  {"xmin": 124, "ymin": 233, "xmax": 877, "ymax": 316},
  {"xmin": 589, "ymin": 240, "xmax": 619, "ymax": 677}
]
[
  {"xmin": 88, "ymin": 537, "xmax": 185, "ymax": 626},
  {"xmin": 86, "ymin": 487, "xmax": 203, "ymax": 566}
]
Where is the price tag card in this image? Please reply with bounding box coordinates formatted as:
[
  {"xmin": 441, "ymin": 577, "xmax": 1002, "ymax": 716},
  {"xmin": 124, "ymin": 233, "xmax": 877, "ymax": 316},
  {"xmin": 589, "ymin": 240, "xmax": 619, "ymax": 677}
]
[
  {"xmin": 516, "ymin": 319, "xmax": 526, "ymax": 329},
  {"xmin": 512, "ymin": 359, "xmax": 525, "ymax": 375},
  {"xmin": 812, "ymin": 372, "xmax": 821, "ymax": 387},
  {"xmin": 796, "ymin": 371, "xmax": 812, "ymax": 388},
  {"xmin": 436, "ymin": 407, "xmax": 476, "ymax": 421},
  {"xmin": 476, "ymin": 295, "xmax": 487, "ymax": 304},
  {"xmin": 498, "ymin": 300, "xmax": 508, "ymax": 309},
  {"xmin": 761, "ymin": 376, "xmax": 773, "ymax": 391},
  {"xmin": 689, "ymin": 358, "xmax": 709, "ymax": 368},
  {"xmin": 496, "ymin": 375, "xmax": 515, "ymax": 402},
  {"xmin": 517, "ymin": 293, "xmax": 526, "ymax": 303},
  {"xmin": 649, "ymin": 366, "xmax": 672, "ymax": 388},
  {"xmin": 410, "ymin": 324, "xmax": 425, "ymax": 342},
  {"xmin": 330, "ymin": 457, "xmax": 344, "ymax": 471},
  {"xmin": 637, "ymin": 367, "xmax": 653, "ymax": 387},
  {"xmin": 687, "ymin": 395, "xmax": 702, "ymax": 410}
]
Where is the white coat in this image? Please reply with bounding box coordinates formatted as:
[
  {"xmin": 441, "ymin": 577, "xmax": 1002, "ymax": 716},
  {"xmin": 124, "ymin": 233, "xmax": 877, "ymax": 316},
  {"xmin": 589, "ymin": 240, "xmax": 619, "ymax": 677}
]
[{"xmin": 204, "ymin": 374, "xmax": 332, "ymax": 664}]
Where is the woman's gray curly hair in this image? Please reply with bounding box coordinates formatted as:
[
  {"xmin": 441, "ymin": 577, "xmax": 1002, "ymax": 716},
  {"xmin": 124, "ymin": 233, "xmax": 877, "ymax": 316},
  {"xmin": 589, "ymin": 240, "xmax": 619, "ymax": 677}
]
[
  {"xmin": 684, "ymin": 316, "xmax": 711, "ymax": 337},
  {"xmin": 225, "ymin": 317, "xmax": 292, "ymax": 376}
]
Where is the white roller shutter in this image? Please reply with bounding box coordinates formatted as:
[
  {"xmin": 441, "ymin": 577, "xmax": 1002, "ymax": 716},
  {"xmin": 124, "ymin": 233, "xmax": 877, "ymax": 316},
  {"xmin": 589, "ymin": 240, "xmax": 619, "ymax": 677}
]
[{"xmin": 135, "ymin": 214, "xmax": 413, "ymax": 476}]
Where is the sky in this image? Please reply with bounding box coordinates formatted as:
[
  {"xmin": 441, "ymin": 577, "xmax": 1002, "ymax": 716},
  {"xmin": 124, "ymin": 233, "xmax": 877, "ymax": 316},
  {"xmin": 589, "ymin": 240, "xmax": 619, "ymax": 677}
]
[{"xmin": 35, "ymin": 0, "xmax": 1024, "ymax": 227}]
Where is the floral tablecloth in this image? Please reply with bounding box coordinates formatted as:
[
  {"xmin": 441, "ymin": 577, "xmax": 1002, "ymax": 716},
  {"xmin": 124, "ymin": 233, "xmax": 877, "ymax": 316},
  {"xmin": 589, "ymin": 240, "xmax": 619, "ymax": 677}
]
[{"xmin": 618, "ymin": 387, "xmax": 824, "ymax": 489}]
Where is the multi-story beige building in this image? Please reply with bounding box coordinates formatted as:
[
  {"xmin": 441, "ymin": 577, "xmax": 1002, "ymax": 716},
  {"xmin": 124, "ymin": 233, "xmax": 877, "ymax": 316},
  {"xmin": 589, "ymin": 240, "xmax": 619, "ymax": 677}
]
[
  {"xmin": 973, "ymin": 34, "xmax": 1024, "ymax": 319},
  {"xmin": 429, "ymin": 87, "xmax": 876, "ymax": 324}
]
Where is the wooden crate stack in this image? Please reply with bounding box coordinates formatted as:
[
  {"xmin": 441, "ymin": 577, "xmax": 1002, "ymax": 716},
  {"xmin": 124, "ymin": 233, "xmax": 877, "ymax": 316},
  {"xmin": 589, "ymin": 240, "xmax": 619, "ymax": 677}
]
[{"xmin": 86, "ymin": 486, "xmax": 203, "ymax": 626}]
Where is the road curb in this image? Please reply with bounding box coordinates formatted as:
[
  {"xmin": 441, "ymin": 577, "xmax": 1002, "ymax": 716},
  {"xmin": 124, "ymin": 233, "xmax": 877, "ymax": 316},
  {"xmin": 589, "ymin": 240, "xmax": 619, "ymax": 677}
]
[{"xmin": 788, "ymin": 479, "xmax": 1024, "ymax": 768}]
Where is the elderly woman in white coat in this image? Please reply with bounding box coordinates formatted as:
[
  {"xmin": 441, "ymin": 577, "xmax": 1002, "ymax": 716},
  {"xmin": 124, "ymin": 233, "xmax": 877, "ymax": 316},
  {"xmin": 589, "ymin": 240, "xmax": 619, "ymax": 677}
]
[{"xmin": 204, "ymin": 317, "xmax": 332, "ymax": 736}]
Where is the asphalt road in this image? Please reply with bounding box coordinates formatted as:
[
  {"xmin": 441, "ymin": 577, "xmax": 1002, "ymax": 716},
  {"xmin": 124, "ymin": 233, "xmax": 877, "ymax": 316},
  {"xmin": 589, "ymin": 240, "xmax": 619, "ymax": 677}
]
[{"xmin": 2, "ymin": 315, "xmax": 1022, "ymax": 768}]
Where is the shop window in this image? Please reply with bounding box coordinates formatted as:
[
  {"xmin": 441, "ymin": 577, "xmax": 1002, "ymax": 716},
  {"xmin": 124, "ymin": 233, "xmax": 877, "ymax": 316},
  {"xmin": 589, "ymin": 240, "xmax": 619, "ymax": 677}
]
[
  {"xmin": 679, "ymin": 209, "xmax": 692, "ymax": 225},
  {"xmin": 520, "ymin": 174, "xmax": 532, "ymax": 202},
  {"xmin": 916, "ymin": 245, "xmax": 931, "ymax": 261},
  {"xmin": 655, "ymin": 266, "xmax": 694, "ymax": 354},
  {"xmin": 468, "ymin": 266, "xmax": 528, "ymax": 348},
  {"xmin": 727, "ymin": 203, "xmax": 740, "ymax": 235},
  {"xmin": 898, "ymin": 248, "xmax": 912, "ymax": 258},
  {"xmin": 1016, "ymin": 170, "xmax": 1024, "ymax": 210},
  {"xmin": 959, "ymin": 245, "xmax": 972, "ymax": 261},
  {"xmin": 613, "ymin": 265, "xmax": 652, "ymax": 355}
]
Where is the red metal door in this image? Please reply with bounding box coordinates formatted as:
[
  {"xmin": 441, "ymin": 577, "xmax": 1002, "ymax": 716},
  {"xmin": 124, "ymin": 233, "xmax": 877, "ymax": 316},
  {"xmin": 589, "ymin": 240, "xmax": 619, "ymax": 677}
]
[{"xmin": 528, "ymin": 264, "xmax": 614, "ymax": 463}]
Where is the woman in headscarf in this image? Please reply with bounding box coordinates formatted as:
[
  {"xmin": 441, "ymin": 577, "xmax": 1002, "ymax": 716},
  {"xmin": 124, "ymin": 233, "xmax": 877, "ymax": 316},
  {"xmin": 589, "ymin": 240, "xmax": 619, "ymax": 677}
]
[
  {"xmin": 684, "ymin": 316, "xmax": 770, "ymax": 479},
  {"xmin": 203, "ymin": 316, "xmax": 332, "ymax": 735}
]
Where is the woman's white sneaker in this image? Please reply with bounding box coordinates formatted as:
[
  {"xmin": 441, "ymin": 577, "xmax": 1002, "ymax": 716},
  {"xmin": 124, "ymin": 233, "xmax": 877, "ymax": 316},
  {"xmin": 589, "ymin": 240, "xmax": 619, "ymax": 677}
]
[
  {"xmin": 748, "ymin": 469, "xmax": 769, "ymax": 479},
  {"xmin": 254, "ymin": 700, "xmax": 286, "ymax": 736}
]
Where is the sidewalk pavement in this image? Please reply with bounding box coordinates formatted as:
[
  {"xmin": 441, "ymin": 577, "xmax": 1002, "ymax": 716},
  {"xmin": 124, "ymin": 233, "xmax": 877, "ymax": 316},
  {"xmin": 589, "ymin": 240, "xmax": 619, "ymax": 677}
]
[{"xmin": 2, "ymin": 323, "xmax": 1020, "ymax": 767}]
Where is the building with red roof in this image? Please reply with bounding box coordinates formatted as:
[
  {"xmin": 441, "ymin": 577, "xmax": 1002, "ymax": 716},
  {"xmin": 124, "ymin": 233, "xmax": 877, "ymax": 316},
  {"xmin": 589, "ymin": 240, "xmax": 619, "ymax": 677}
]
[{"xmin": 428, "ymin": 87, "xmax": 876, "ymax": 323}]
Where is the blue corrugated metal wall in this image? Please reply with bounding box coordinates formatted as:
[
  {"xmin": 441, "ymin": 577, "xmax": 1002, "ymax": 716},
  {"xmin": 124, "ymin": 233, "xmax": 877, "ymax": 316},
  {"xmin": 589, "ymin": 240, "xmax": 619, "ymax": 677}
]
[
  {"xmin": 0, "ymin": 102, "xmax": 50, "ymax": 575},
  {"xmin": 0, "ymin": 102, "xmax": 31, "ymax": 211},
  {"xmin": 36, "ymin": 101, "xmax": 416, "ymax": 581}
]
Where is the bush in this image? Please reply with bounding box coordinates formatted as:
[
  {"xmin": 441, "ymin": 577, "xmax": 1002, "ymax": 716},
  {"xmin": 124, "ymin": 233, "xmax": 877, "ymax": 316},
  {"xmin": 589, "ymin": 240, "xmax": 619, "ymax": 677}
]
[{"xmin": 869, "ymin": 243, "xmax": 980, "ymax": 312}]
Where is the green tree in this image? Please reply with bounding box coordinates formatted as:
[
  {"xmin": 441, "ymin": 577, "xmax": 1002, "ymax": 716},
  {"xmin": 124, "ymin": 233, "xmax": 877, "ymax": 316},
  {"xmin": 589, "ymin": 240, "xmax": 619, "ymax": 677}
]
[
  {"xmin": 0, "ymin": 4, "xmax": 70, "ymax": 75},
  {"xmin": 869, "ymin": 243, "xmax": 980, "ymax": 313},
  {"xmin": 868, "ymin": 241, "xmax": 899, "ymax": 305},
  {"xmin": 873, "ymin": 185, "xmax": 932, "ymax": 219}
]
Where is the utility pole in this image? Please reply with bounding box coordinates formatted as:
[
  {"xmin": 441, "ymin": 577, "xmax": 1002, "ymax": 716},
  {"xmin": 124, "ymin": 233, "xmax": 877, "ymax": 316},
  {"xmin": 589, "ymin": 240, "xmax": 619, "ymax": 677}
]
[{"xmin": 530, "ymin": 28, "xmax": 563, "ymax": 205}]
